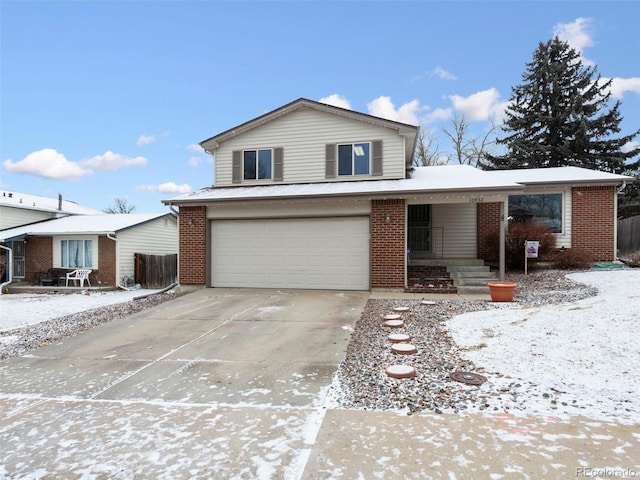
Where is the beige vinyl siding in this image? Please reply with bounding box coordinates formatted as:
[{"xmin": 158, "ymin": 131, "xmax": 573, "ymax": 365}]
[
  {"xmin": 432, "ymin": 203, "xmax": 477, "ymax": 258},
  {"xmin": 207, "ymin": 198, "xmax": 371, "ymax": 219},
  {"xmin": 0, "ymin": 206, "xmax": 56, "ymax": 230},
  {"xmin": 215, "ymin": 108, "xmax": 407, "ymax": 186},
  {"xmin": 117, "ymin": 217, "xmax": 178, "ymax": 283},
  {"xmin": 52, "ymin": 235, "xmax": 99, "ymax": 268}
]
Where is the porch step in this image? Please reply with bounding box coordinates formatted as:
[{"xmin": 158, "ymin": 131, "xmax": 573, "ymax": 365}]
[{"xmin": 447, "ymin": 263, "xmax": 496, "ymax": 292}]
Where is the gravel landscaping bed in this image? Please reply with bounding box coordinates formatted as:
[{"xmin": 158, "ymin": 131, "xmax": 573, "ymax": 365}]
[
  {"xmin": 329, "ymin": 269, "xmax": 600, "ymax": 414},
  {"xmin": 0, "ymin": 291, "xmax": 185, "ymax": 360}
]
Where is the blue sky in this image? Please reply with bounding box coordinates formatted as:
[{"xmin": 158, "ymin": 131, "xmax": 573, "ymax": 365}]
[{"xmin": 1, "ymin": 1, "xmax": 639, "ymax": 213}]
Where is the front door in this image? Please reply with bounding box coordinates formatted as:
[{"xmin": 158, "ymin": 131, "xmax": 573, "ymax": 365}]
[
  {"xmin": 13, "ymin": 240, "xmax": 25, "ymax": 278},
  {"xmin": 407, "ymin": 205, "xmax": 432, "ymax": 255}
]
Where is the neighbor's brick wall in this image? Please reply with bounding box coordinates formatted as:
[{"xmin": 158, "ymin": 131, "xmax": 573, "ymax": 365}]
[
  {"xmin": 24, "ymin": 237, "xmax": 53, "ymax": 283},
  {"xmin": 477, "ymin": 202, "xmax": 501, "ymax": 261},
  {"xmin": 97, "ymin": 235, "xmax": 116, "ymax": 285},
  {"xmin": 572, "ymin": 186, "xmax": 616, "ymax": 261},
  {"xmin": 179, "ymin": 206, "xmax": 207, "ymax": 285},
  {"xmin": 371, "ymin": 199, "xmax": 405, "ymax": 288}
]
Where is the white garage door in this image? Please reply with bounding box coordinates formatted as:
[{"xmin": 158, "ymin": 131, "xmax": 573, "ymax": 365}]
[{"xmin": 212, "ymin": 217, "xmax": 370, "ymax": 290}]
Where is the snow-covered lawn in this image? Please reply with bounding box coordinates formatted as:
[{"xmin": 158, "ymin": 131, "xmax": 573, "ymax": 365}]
[
  {"xmin": 0, "ymin": 289, "xmax": 160, "ymax": 332},
  {"xmin": 448, "ymin": 269, "xmax": 640, "ymax": 421}
]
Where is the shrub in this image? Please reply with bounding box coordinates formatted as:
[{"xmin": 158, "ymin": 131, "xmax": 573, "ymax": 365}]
[
  {"xmin": 550, "ymin": 248, "xmax": 594, "ymax": 270},
  {"xmin": 620, "ymin": 251, "xmax": 640, "ymax": 268},
  {"xmin": 485, "ymin": 220, "xmax": 557, "ymax": 270}
]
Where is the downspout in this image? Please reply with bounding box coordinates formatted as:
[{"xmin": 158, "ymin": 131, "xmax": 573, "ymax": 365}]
[
  {"xmin": 614, "ymin": 181, "xmax": 627, "ymax": 260},
  {"xmin": 169, "ymin": 203, "xmax": 180, "ymax": 286},
  {"xmin": 0, "ymin": 245, "xmax": 13, "ymax": 294},
  {"xmin": 499, "ymin": 198, "xmax": 507, "ymax": 281},
  {"xmin": 106, "ymin": 233, "xmax": 126, "ymax": 290}
]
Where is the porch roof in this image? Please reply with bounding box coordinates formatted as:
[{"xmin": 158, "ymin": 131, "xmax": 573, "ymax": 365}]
[
  {"xmin": 0, "ymin": 213, "xmax": 174, "ymax": 243},
  {"xmin": 164, "ymin": 165, "xmax": 527, "ymax": 205}
]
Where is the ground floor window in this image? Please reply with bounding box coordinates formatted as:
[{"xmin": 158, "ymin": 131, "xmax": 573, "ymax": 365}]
[
  {"xmin": 508, "ymin": 193, "xmax": 563, "ymax": 233},
  {"xmin": 61, "ymin": 239, "xmax": 93, "ymax": 268}
]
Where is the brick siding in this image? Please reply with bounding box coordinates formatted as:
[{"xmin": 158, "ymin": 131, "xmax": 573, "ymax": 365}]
[
  {"xmin": 477, "ymin": 202, "xmax": 501, "ymax": 260},
  {"xmin": 571, "ymin": 186, "xmax": 616, "ymax": 261},
  {"xmin": 179, "ymin": 206, "xmax": 207, "ymax": 285},
  {"xmin": 24, "ymin": 237, "xmax": 52, "ymax": 283},
  {"xmin": 371, "ymin": 199, "xmax": 405, "ymax": 288},
  {"xmin": 476, "ymin": 187, "xmax": 617, "ymax": 263},
  {"xmin": 97, "ymin": 235, "xmax": 116, "ymax": 285}
]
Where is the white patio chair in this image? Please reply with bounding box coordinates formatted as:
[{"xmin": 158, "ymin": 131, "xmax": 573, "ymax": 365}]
[{"xmin": 65, "ymin": 269, "xmax": 92, "ymax": 287}]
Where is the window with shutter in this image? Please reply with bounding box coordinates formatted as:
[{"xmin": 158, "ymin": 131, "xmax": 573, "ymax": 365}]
[{"xmin": 325, "ymin": 144, "xmax": 336, "ymax": 178}]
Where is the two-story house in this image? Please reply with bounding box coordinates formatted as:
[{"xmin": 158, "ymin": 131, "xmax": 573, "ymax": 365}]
[{"xmin": 164, "ymin": 98, "xmax": 633, "ymax": 291}]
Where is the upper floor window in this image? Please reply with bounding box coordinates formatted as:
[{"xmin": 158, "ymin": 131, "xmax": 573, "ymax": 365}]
[
  {"xmin": 508, "ymin": 193, "xmax": 563, "ymax": 233},
  {"xmin": 61, "ymin": 239, "xmax": 93, "ymax": 268},
  {"xmin": 338, "ymin": 142, "xmax": 370, "ymax": 176},
  {"xmin": 244, "ymin": 149, "xmax": 272, "ymax": 180}
]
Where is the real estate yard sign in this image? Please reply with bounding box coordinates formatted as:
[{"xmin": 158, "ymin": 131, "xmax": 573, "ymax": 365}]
[{"xmin": 525, "ymin": 241, "xmax": 539, "ymax": 275}]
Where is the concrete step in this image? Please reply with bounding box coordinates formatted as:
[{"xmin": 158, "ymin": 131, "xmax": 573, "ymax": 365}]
[
  {"xmin": 447, "ymin": 265, "xmax": 492, "ymax": 273},
  {"xmin": 454, "ymin": 278, "xmax": 497, "ymax": 287},
  {"xmin": 409, "ymin": 258, "xmax": 486, "ymax": 267},
  {"xmin": 449, "ymin": 271, "xmax": 496, "ymax": 279},
  {"xmin": 456, "ymin": 285, "xmax": 491, "ymax": 295}
]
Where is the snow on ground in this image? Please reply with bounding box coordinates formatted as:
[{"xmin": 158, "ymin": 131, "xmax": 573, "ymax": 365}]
[
  {"xmin": 0, "ymin": 289, "xmax": 161, "ymax": 332},
  {"xmin": 448, "ymin": 269, "xmax": 640, "ymax": 422}
]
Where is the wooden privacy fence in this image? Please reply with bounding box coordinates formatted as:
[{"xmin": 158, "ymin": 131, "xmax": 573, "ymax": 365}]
[
  {"xmin": 134, "ymin": 253, "xmax": 177, "ymax": 289},
  {"xmin": 617, "ymin": 215, "xmax": 640, "ymax": 254}
]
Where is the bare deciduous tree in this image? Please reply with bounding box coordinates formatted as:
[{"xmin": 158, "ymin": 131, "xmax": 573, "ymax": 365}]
[
  {"xmin": 412, "ymin": 126, "xmax": 450, "ymax": 167},
  {"xmin": 104, "ymin": 197, "xmax": 136, "ymax": 214},
  {"xmin": 442, "ymin": 114, "xmax": 499, "ymax": 168}
]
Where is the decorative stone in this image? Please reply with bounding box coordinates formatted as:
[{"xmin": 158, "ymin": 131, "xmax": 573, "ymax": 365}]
[
  {"xmin": 382, "ymin": 319, "xmax": 404, "ymax": 328},
  {"xmin": 393, "ymin": 306, "xmax": 410, "ymax": 313},
  {"xmin": 391, "ymin": 343, "xmax": 417, "ymax": 355},
  {"xmin": 388, "ymin": 333, "xmax": 411, "ymax": 343},
  {"xmin": 383, "ymin": 313, "xmax": 402, "ymax": 321},
  {"xmin": 385, "ymin": 364, "xmax": 417, "ymax": 379},
  {"xmin": 420, "ymin": 300, "xmax": 436, "ymax": 306}
]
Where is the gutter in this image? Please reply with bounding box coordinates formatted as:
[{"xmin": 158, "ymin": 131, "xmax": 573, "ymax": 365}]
[{"xmin": 0, "ymin": 245, "xmax": 12, "ymax": 294}]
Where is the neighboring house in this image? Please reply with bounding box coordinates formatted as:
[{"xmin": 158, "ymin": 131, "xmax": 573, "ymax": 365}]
[
  {"xmin": 163, "ymin": 98, "xmax": 634, "ymax": 291},
  {"xmin": 0, "ymin": 191, "xmax": 101, "ymax": 230},
  {"xmin": 0, "ymin": 213, "xmax": 178, "ymax": 288}
]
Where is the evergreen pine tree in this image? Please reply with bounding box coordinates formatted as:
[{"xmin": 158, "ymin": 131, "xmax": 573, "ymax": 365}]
[{"xmin": 486, "ymin": 37, "xmax": 640, "ymax": 172}]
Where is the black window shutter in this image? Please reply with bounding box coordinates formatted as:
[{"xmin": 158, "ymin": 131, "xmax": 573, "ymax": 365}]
[
  {"xmin": 273, "ymin": 147, "xmax": 284, "ymax": 181},
  {"xmin": 325, "ymin": 144, "xmax": 336, "ymax": 178},
  {"xmin": 372, "ymin": 140, "xmax": 383, "ymax": 176},
  {"xmin": 232, "ymin": 151, "xmax": 242, "ymax": 183}
]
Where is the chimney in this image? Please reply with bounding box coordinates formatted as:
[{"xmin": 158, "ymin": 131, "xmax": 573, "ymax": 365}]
[{"xmin": 58, "ymin": 193, "xmax": 63, "ymax": 211}]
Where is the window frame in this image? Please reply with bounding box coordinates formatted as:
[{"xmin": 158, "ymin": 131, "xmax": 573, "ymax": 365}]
[
  {"xmin": 508, "ymin": 192, "xmax": 564, "ymax": 234},
  {"xmin": 337, "ymin": 142, "xmax": 371, "ymax": 176},
  {"xmin": 61, "ymin": 239, "xmax": 94, "ymax": 268},
  {"xmin": 243, "ymin": 148, "xmax": 273, "ymax": 181}
]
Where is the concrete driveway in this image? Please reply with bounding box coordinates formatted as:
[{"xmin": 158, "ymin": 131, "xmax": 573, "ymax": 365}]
[{"xmin": 1, "ymin": 288, "xmax": 638, "ymax": 479}]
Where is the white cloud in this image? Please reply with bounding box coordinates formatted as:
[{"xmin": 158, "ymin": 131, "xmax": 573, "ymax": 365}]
[
  {"xmin": 137, "ymin": 182, "xmax": 191, "ymax": 194},
  {"xmin": 188, "ymin": 157, "xmax": 202, "ymax": 167},
  {"xmin": 186, "ymin": 143, "xmax": 204, "ymax": 152},
  {"xmin": 2, "ymin": 148, "xmax": 92, "ymax": 180},
  {"xmin": 423, "ymin": 107, "xmax": 453, "ymax": 125},
  {"xmin": 80, "ymin": 151, "xmax": 148, "ymax": 171},
  {"xmin": 605, "ymin": 77, "xmax": 640, "ymax": 99},
  {"xmin": 367, "ymin": 96, "xmax": 421, "ymax": 125},
  {"xmin": 448, "ymin": 88, "xmax": 507, "ymax": 122},
  {"xmin": 553, "ymin": 17, "xmax": 595, "ymax": 66},
  {"xmin": 318, "ymin": 94, "xmax": 351, "ymax": 110},
  {"xmin": 430, "ymin": 66, "xmax": 457, "ymax": 81},
  {"xmin": 136, "ymin": 134, "xmax": 156, "ymax": 146}
]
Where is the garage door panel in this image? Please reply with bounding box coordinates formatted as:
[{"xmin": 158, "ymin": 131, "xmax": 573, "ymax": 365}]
[{"xmin": 212, "ymin": 217, "xmax": 369, "ymax": 290}]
